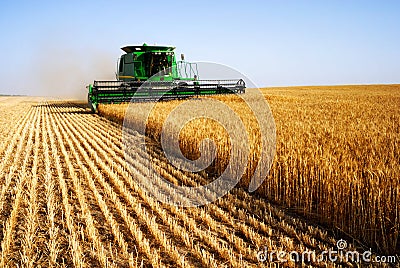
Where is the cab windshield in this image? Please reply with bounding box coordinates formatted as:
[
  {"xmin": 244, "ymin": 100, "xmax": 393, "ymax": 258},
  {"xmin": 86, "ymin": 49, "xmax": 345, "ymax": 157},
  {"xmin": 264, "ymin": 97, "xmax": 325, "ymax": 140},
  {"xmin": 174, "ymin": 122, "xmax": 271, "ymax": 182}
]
[{"xmin": 146, "ymin": 53, "xmax": 173, "ymax": 77}]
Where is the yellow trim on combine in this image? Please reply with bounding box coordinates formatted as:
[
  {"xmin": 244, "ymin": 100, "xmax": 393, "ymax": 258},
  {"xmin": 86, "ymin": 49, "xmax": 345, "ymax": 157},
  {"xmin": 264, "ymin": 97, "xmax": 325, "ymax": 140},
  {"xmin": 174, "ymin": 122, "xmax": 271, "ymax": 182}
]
[{"xmin": 118, "ymin": 76, "xmax": 135, "ymax": 79}]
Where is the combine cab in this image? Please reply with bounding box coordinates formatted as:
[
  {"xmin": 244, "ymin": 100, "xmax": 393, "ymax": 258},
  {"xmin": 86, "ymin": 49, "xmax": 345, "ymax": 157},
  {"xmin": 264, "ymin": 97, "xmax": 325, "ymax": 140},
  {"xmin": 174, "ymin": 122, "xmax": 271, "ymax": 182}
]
[{"xmin": 87, "ymin": 43, "xmax": 245, "ymax": 112}]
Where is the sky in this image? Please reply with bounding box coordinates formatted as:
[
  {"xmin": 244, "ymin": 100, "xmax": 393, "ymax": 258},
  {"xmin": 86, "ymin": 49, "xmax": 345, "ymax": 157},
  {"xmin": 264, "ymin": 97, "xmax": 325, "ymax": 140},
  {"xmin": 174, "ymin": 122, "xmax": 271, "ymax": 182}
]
[{"xmin": 0, "ymin": 0, "xmax": 399, "ymax": 98}]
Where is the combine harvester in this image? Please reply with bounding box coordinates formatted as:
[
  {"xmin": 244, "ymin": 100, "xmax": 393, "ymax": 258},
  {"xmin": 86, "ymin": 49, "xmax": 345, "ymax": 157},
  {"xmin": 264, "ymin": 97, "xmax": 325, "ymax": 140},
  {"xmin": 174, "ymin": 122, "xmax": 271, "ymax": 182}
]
[{"xmin": 87, "ymin": 43, "xmax": 245, "ymax": 112}]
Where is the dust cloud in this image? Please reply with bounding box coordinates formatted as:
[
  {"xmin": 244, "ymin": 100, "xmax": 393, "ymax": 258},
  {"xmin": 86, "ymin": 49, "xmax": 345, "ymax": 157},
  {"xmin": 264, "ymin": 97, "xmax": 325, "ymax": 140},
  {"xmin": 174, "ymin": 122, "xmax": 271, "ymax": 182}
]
[{"xmin": 32, "ymin": 45, "xmax": 116, "ymax": 100}]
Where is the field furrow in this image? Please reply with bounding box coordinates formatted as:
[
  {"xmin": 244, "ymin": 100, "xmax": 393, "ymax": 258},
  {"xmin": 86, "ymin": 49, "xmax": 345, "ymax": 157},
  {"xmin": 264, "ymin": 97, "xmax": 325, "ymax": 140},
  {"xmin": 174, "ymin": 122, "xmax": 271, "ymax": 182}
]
[
  {"xmin": 46, "ymin": 103, "xmax": 88, "ymax": 267},
  {"xmin": 42, "ymin": 106, "xmax": 63, "ymax": 266},
  {"xmin": 0, "ymin": 105, "xmax": 40, "ymax": 266},
  {"xmin": 48, "ymin": 103, "xmax": 118, "ymax": 267},
  {"xmin": 19, "ymin": 103, "xmax": 43, "ymax": 267}
]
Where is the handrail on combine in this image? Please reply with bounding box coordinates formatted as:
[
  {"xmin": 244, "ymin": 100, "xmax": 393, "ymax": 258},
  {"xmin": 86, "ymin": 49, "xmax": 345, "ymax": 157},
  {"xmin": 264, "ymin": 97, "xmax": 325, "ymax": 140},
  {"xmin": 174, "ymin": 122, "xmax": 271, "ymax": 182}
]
[{"xmin": 176, "ymin": 61, "xmax": 199, "ymax": 79}]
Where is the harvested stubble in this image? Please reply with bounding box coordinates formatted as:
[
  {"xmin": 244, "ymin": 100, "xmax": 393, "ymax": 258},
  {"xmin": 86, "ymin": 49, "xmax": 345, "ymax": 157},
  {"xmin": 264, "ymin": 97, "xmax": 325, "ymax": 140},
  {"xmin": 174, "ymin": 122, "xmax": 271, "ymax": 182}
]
[{"xmin": 0, "ymin": 97, "xmax": 353, "ymax": 267}]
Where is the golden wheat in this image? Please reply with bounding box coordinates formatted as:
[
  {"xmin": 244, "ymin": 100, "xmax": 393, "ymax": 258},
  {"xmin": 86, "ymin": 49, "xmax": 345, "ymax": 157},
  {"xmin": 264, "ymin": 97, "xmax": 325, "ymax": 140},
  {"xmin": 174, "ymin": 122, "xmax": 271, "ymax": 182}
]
[
  {"xmin": 0, "ymin": 93, "xmax": 396, "ymax": 267},
  {"xmin": 99, "ymin": 84, "xmax": 400, "ymax": 256}
]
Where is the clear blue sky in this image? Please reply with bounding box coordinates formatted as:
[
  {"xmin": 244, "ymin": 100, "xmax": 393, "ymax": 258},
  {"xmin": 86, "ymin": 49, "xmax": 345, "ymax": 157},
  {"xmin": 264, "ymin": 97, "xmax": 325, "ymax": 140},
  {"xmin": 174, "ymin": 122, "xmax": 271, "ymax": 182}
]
[{"xmin": 0, "ymin": 0, "xmax": 399, "ymax": 97}]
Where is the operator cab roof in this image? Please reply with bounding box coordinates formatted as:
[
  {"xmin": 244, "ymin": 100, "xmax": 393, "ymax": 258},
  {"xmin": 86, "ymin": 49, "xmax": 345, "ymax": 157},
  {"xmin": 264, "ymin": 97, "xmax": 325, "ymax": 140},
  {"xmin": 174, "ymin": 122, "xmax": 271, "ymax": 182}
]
[{"xmin": 121, "ymin": 43, "xmax": 175, "ymax": 53}]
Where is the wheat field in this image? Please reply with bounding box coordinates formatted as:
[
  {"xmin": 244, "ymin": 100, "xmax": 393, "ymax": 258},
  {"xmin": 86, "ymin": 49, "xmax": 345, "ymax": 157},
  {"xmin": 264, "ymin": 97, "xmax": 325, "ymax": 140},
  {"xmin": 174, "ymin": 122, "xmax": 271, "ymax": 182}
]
[
  {"xmin": 0, "ymin": 96, "xmax": 357, "ymax": 267},
  {"xmin": 99, "ymin": 84, "xmax": 400, "ymax": 258},
  {"xmin": 0, "ymin": 84, "xmax": 398, "ymax": 267}
]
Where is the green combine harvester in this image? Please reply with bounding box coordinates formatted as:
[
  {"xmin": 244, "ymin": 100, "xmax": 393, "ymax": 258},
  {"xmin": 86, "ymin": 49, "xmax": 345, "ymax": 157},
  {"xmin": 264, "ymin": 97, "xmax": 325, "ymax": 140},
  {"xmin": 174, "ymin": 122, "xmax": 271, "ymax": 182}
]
[{"xmin": 87, "ymin": 43, "xmax": 245, "ymax": 112}]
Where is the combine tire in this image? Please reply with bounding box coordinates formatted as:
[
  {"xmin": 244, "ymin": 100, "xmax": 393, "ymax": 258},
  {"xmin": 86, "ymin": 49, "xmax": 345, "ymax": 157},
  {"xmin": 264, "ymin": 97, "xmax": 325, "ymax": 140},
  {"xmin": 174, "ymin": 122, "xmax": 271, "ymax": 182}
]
[{"xmin": 88, "ymin": 94, "xmax": 97, "ymax": 113}]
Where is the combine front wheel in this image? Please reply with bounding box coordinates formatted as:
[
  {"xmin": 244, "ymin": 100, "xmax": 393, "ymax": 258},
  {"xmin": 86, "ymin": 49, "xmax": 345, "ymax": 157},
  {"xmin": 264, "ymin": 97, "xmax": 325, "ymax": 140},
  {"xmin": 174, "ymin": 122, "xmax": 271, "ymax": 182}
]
[{"xmin": 88, "ymin": 94, "xmax": 97, "ymax": 113}]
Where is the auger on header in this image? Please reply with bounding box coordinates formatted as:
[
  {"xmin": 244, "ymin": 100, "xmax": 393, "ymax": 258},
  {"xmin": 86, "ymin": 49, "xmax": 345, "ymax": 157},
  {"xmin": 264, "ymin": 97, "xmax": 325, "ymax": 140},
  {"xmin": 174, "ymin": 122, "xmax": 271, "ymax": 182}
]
[{"xmin": 87, "ymin": 43, "xmax": 245, "ymax": 112}]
